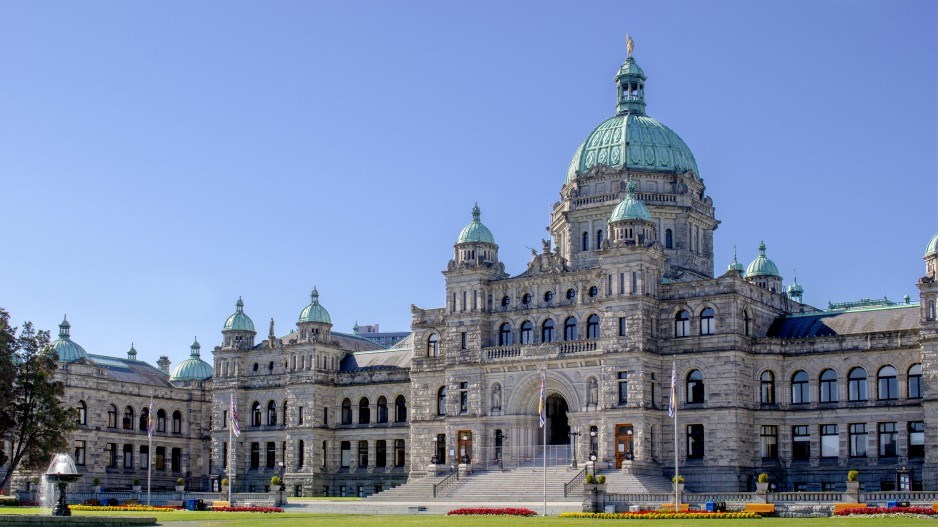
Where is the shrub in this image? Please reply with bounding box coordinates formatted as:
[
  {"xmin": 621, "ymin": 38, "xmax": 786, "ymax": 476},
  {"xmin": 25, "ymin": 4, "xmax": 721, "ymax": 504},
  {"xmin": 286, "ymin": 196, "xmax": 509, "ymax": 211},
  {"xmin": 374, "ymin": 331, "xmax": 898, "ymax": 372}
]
[
  {"xmin": 757, "ymin": 473, "xmax": 769, "ymax": 483},
  {"xmin": 221, "ymin": 478, "xmax": 229, "ymax": 486},
  {"xmin": 132, "ymin": 479, "xmax": 141, "ymax": 486},
  {"xmin": 92, "ymin": 477, "xmax": 100, "ymax": 486},
  {"xmin": 559, "ymin": 511, "xmax": 760, "ymax": 519},
  {"xmin": 847, "ymin": 470, "xmax": 859, "ymax": 482},
  {"xmin": 836, "ymin": 506, "xmax": 935, "ymax": 517},
  {"xmin": 585, "ymin": 474, "xmax": 597, "ymax": 484},
  {"xmin": 596, "ymin": 475, "xmax": 606, "ymax": 484},
  {"xmin": 176, "ymin": 477, "xmax": 185, "ymax": 486},
  {"xmin": 270, "ymin": 476, "xmax": 281, "ymax": 486},
  {"xmin": 212, "ymin": 506, "xmax": 283, "ymax": 513},
  {"xmin": 448, "ymin": 507, "xmax": 537, "ymax": 516},
  {"xmin": 672, "ymin": 475, "xmax": 684, "ymax": 483},
  {"xmin": 71, "ymin": 505, "xmax": 180, "ymax": 512}
]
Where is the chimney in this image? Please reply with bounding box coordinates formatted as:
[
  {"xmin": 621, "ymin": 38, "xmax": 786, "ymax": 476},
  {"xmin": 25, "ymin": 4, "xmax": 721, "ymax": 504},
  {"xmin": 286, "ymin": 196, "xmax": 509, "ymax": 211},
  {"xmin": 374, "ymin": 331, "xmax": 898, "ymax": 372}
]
[{"xmin": 157, "ymin": 356, "xmax": 171, "ymax": 374}]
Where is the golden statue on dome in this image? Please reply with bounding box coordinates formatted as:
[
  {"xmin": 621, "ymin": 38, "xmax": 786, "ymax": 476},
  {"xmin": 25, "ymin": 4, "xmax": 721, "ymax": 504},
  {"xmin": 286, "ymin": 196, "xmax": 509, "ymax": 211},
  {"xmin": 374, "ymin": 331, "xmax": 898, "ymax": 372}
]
[{"xmin": 626, "ymin": 34, "xmax": 634, "ymax": 57}]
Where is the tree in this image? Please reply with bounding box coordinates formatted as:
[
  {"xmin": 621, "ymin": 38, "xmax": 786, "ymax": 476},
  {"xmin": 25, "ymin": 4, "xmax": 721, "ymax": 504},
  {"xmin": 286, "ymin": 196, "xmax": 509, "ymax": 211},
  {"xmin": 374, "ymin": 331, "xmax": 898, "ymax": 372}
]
[{"xmin": 0, "ymin": 309, "xmax": 75, "ymax": 493}]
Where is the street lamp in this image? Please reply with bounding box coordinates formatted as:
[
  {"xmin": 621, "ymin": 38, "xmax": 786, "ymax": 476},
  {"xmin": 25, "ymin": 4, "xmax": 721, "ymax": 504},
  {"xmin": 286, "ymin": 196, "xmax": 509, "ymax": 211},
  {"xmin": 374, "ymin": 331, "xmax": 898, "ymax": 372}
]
[
  {"xmin": 277, "ymin": 461, "xmax": 285, "ymax": 492},
  {"xmin": 568, "ymin": 429, "xmax": 581, "ymax": 469}
]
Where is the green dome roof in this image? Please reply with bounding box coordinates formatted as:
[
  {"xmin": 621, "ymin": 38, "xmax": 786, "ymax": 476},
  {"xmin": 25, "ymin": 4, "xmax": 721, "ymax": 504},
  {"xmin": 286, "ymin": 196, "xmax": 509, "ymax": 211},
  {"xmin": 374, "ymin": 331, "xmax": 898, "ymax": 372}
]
[
  {"xmin": 298, "ymin": 287, "xmax": 332, "ymax": 324},
  {"xmin": 745, "ymin": 241, "xmax": 781, "ymax": 278},
  {"xmin": 169, "ymin": 337, "xmax": 212, "ymax": 382},
  {"xmin": 787, "ymin": 275, "xmax": 803, "ymax": 295},
  {"xmin": 609, "ymin": 181, "xmax": 651, "ymax": 222},
  {"xmin": 456, "ymin": 204, "xmax": 496, "ymax": 244},
  {"xmin": 223, "ymin": 297, "xmax": 255, "ymax": 332},
  {"xmin": 50, "ymin": 316, "xmax": 88, "ymax": 362},
  {"xmin": 727, "ymin": 247, "xmax": 744, "ymax": 273},
  {"xmin": 925, "ymin": 233, "xmax": 938, "ymax": 257}
]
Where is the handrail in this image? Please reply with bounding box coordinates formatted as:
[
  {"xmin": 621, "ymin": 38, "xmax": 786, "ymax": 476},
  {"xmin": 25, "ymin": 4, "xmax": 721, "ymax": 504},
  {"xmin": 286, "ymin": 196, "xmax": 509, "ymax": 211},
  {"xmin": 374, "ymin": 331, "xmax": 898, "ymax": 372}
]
[
  {"xmin": 563, "ymin": 466, "xmax": 587, "ymax": 497},
  {"xmin": 432, "ymin": 470, "xmax": 459, "ymax": 498}
]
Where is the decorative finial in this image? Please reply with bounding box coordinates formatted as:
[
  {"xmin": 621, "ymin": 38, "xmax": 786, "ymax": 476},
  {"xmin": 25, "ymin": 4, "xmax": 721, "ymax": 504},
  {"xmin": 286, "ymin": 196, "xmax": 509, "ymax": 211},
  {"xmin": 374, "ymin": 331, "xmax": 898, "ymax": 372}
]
[
  {"xmin": 59, "ymin": 315, "xmax": 71, "ymax": 337},
  {"xmin": 471, "ymin": 203, "xmax": 481, "ymax": 222},
  {"xmin": 269, "ymin": 318, "xmax": 275, "ymax": 338},
  {"xmin": 311, "ymin": 287, "xmax": 319, "ymax": 302},
  {"xmin": 236, "ymin": 296, "xmax": 244, "ymax": 310},
  {"xmin": 758, "ymin": 241, "xmax": 767, "ymax": 255},
  {"xmin": 191, "ymin": 337, "xmax": 201, "ymax": 353},
  {"xmin": 626, "ymin": 34, "xmax": 634, "ymax": 58},
  {"xmin": 625, "ymin": 180, "xmax": 636, "ymax": 195},
  {"xmin": 792, "ymin": 268, "xmax": 798, "ymax": 283}
]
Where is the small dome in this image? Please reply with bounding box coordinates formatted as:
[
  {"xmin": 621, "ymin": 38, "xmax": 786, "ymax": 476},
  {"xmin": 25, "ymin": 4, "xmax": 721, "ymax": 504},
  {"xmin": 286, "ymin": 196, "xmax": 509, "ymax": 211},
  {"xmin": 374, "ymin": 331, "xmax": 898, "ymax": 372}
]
[
  {"xmin": 50, "ymin": 315, "xmax": 88, "ymax": 363},
  {"xmin": 727, "ymin": 247, "xmax": 744, "ymax": 273},
  {"xmin": 298, "ymin": 287, "xmax": 332, "ymax": 324},
  {"xmin": 746, "ymin": 241, "xmax": 781, "ymax": 278},
  {"xmin": 609, "ymin": 181, "xmax": 651, "ymax": 222},
  {"xmin": 127, "ymin": 343, "xmax": 138, "ymax": 360},
  {"xmin": 925, "ymin": 233, "xmax": 938, "ymax": 257},
  {"xmin": 787, "ymin": 272, "xmax": 804, "ymax": 295},
  {"xmin": 223, "ymin": 297, "xmax": 255, "ymax": 332},
  {"xmin": 456, "ymin": 204, "xmax": 496, "ymax": 244},
  {"xmin": 169, "ymin": 337, "xmax": 212, "ymax": 382}
]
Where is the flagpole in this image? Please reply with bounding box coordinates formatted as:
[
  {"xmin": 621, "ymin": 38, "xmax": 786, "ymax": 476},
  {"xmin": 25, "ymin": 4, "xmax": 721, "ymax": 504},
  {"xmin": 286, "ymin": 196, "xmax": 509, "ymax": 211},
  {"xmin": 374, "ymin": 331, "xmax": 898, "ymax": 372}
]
[
  {"xmin": 542, "ymin": 368, "xmax": 547, "ymax": 517},
  {"xmin": 672, "ymin": 361, "xmax": 679, "ymax": 513},
  {"xmin": 228, "ymin": 414, "xmax": 234, "ymax": 504},
  {"xmin": 147, "ymin": 398, "xmax": 153, "ymax": 506}
]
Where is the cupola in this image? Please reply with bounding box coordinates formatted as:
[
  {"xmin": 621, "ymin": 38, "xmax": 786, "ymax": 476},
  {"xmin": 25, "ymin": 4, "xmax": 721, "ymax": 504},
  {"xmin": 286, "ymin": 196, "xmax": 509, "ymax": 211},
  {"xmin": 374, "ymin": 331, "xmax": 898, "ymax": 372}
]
[
  {"xmin": 297, "ymin": 287, "xmax": 332, "ymax": 341},
  {"xmin": 745, "ymin": 241, "xmax": 783, "ymax": 292},
  {"xmin": 127, "ymin": 343, "xmax": 137, "ymax": 361},
  {"xmin": 453, "ymin": 204, "xmax": 499, "ymax": 267},
  {"xmin": 924, "ymin": 233, "xmax": 938, "ymax": 279},
  {"xmin": 50, "ymin": 315, "xmax": 88, "ymax": 363},
  {"xmin": 727, "ymin": 247, "xmax": 744, "ymax": 274},
  {"xmin": 787, "ymin": 270, "xmax": 804, "ymax": 303},
  {"xmin": 222, "ymin": 297, "xmax": 256, "ymax": 350},
  {"xmin": 169, "ymin": 337, "xmax": 212, "ymax": 384},
  {"xmin": 607, "ymin": 181, "xmax": 656, "ymax": 245}
]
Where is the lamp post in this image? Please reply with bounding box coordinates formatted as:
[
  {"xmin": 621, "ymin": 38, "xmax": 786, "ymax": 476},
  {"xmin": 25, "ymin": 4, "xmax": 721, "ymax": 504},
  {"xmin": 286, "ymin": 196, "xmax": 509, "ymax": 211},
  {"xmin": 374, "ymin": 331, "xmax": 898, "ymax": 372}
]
[
  {"xmin": 568, "ymin": 428, "xmax": 581, "ymax": 469},
  {"xmin": 278, "ymin": 461, "xmax": 285, "ymax": 491},
  {"xmin": 431, "ymin": 435, "xmax": 439, "ymax": 464}
]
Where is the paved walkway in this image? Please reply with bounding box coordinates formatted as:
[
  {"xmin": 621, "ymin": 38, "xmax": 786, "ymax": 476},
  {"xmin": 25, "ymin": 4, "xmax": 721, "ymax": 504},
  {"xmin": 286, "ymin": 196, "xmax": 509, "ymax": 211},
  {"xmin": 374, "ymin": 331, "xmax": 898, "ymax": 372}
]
[{"xmin": 284, "ymin": 498, "xmax": 583, "ymax": 515}]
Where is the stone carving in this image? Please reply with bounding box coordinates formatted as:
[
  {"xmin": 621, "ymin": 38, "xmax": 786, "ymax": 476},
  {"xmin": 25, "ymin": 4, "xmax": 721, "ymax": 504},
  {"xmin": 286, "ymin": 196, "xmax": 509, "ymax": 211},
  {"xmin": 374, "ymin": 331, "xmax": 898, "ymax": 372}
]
[
  {"xmin": 491, "ymin": 383, "xmax": 502, "ymax": 411},
  {"xmin": 587, "ymin": 377, "xmax": 598, "ymax": 405}
]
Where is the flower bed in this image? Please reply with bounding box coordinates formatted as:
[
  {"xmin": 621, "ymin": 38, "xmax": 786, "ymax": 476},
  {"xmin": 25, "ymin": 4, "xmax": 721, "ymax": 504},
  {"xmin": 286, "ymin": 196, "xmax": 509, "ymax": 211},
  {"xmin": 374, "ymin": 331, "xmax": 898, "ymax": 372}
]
[
  {"xmin": 447, "ymin": 507, "xmax": 538, "ymax": 516},
  {"xmin": 835, "ymin": 506, "xmax": 936, "ymax": 517},
  {"xmin": 559, "ymin": 511, "xmax": 760, "ymax": 520},
  {"xmin": 70, "ymin": 505, "xmax": 180, "ymax": 512},
  {"xmin": 211, "ymin": 506, "xmax": 284, "ymax": 513}
]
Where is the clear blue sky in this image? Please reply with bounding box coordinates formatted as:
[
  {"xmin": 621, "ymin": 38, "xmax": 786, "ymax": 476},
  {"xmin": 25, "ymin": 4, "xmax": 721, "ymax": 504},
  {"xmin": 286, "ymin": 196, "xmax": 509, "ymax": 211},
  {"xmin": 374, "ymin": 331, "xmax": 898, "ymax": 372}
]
[{"xmin": 3, "ymin": 1, "xmax": 936, "ymax": 367}]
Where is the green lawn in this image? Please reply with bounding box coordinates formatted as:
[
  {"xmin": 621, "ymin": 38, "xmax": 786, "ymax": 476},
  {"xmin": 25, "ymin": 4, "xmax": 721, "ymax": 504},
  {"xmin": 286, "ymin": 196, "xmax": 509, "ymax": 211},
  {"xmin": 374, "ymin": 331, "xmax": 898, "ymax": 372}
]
[{"xmin": 1, "ymin": 508, "xmax": 936, "ymax": 526}]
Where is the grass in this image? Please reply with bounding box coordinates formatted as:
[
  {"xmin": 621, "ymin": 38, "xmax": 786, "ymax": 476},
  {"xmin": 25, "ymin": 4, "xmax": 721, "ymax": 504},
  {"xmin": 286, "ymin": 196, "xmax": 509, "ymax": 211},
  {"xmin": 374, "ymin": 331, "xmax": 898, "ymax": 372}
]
[{"xmin": 1, "ymin": 507, "xmax": 936, "ymax": 526}]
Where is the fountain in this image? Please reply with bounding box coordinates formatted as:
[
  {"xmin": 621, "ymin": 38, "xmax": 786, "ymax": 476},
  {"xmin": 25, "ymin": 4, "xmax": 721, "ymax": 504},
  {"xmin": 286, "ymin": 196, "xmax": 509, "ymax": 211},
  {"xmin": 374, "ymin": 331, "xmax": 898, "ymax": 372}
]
[{"xmin": 43, "ymin": 453, "xmax": 81, "ymax": 516}]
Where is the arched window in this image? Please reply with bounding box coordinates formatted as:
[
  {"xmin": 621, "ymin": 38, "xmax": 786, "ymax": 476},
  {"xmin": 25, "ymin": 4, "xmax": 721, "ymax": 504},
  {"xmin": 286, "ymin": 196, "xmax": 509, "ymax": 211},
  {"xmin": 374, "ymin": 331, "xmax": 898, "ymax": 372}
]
[
  {"xmin": 437, "ymin": 387, "xmax": 447, "ymax": 416},
  {"xmin": 395, "ymin": 395, "xmax": 407, "ymax": 422},
  {"xmin": 156, "ymin": 409, "xmax": 166, "ymax": 433},
  {"xmin": 427, "ymin": 333, "xmax": 439, "ymax": 357},
  {"xmin": 909, "ymin": 364, "xmax": 923, "ymax": 399},
  {"xmin": 596, "ymin": 230, "xmax": 604, "ymax": 248},
  {"xmin": 586, "ymin": 314, "xmax": 600, "ymax": 339},
  {"xmin": 267, "ymin": 400, "xmax": 277, "ymax": 426},
  {"xmin": 498, "ymin": 323, "xmax": 512, "ymax": 346},
  {"xmin": 582, "ymin": 231, "xmax": 589, "ymax": 251},
  {"xmin": 699, "ymin": 307, "xmax": 715, "ymax": 335},
  {"xmin": 376, "ymin": 396, "xmax": 388, "ymax": 424},
  {"xmin": 501, "ymin": 295, "xmax": 510, "ymax": 307},
  {"xmin": 759, "ymin": 371, "xmax": 775, "ymax": 404},
  {"xmin": 877, "ymin": 365, "xmax": 898, "ymax": 400},
  {"xmin": 564, "ymin": 316, "xmax": 578, "ymax": 341},
  {"xmin": 341, "ymin": 398, "xmax": 352, "ymax": 425},
  {"xmin": 686, "ymin": 370, "xmax": 704, "ymax": 404},
  {"xmin": 820, "ymin": 369, "xmax": 838, "ymax": 402},
  {"xmin": 251, "ymin": 401, "xmax": 261, "ymax": 427},
  {"xmin": 520, "ymin": 321, "xmax": 533, "ymax": 344},
  {"xmin": 77, "ymin": 400, "xmax": 87, "ymax": 426},
  {"xmin": 283, "ymin": 401, "xmax": 288, "ymax": 426},
  {"xmin": 359, "ymin": 397, "xmax": 370, "ymax": 424},
  {"xmin": 542, "ymin": 319, "xmax": 555, "ymax": 343},
  {"xmin": 139, "ymin": 407, "xmax": 149, "ymax": 432},
  {"xmin": 588, "ymin": 285, "xmax": 598, "ymax": 297},
  {"xmin": 522, "ymin": 293, "xmax": 531, "ymax": 305},
  {"xmin": 123, "ymin": 406, "xmax": 134, "ymax": 430},
  {"xmin": 172, "ymin": 410, "xmax": 182, "ymax": 434},
  {"xmin": 743, "ymin": 310, "xmax": 751, "ymax": 336},
  {"xmin": 674, "ymin": 310, "xmax": 690, "ymax": 337},
  {"xmin": 665, "ymin": 229, "xmax": 673, "ymax": 249},
  {"xmin": 108, "ymin": 404, "xmax": 118, "ymax": 428},
  {"xmin": 791, "ymin": 371, "xmax": 809, "ymax": 404},
  {"xmin": 544, "ymin": 291, "xmax": 553, "ymax": 303},
  {"xmin": 566, "ymin": 288, "xmax": 577, "ymax": 300},
  {"xmin": 929, "ymin": 300, "xmax": 936, "ymax": 320},
  {"xmin": 848, "ymin": 367, "xmax": 868, "ymax": 401}
]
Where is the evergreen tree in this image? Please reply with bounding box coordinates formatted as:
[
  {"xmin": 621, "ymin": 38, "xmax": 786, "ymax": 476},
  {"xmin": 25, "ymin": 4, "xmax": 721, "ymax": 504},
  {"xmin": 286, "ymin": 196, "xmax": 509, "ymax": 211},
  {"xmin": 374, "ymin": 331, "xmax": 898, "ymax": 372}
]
[{"xmin": 0, "ymin": 309, "xmax": 75, "ymax": 493}]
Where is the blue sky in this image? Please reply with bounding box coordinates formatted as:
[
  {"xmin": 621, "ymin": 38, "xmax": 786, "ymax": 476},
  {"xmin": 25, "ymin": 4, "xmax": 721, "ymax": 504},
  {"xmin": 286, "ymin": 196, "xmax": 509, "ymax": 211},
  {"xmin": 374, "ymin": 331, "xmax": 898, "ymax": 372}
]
[{"xmin": 3, "ymin": 1, "xmax": 936, "ymax": 367}]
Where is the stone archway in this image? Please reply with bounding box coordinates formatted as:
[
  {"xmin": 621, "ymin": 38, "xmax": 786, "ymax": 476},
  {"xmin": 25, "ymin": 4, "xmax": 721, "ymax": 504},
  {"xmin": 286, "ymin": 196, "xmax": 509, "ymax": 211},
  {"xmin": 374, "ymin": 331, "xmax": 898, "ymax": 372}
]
[{"xmin": 546, "ymin": 394, "xmax": 570, "ymax": 445}]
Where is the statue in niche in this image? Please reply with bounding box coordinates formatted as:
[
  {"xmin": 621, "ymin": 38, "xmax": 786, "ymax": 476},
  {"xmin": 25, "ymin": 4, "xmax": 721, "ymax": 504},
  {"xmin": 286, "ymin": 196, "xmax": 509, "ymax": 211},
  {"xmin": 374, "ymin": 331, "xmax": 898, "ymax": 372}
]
[
  {"xmin": 491, "ymin": 384, "xmax": 502, "ymax": 411},
  {"xmin": 587, "ymin": 378, "xmax": 598, "ymax": 406}
]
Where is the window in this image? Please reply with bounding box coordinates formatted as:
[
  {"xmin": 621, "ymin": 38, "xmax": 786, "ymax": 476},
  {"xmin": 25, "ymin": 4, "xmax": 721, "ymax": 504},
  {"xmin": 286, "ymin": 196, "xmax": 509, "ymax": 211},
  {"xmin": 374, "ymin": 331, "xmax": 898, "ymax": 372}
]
[
  {"xmin": 427, "ymin": 333, "xmax": 439, "ymax": 357},
  {"xmin": 139, "ymin": 408, "xmax": 148, "ymax": 431},
  {"xmin": 155, "ymin": 446, "xmax": 166, "ymax": 470},
  {"xmin": 322, "ymin": 407, "xmax": 328, "ymax": 426},
  {"xmin": 595, "ymin": 230, "xmax": 603, "ymax": 248},
  {"xmin": 618, "ymin": 317, "xmax": 627, "ymax": 337},
  {"xmin": 522, "ymin": 293, "xmax": 531, "ymax": 305},
  {"xmin": 791, "ymin": 371, "xmax": 809, "ymax": 404},
  {"xmin": 674, "ymin": 310, "xmax": 690, "ymax": 337},
  {"xmin": 283, "ymin": 401, "xmax": 288, "ymax": 426},
  {"xmin": 760, "ymin": 371, "xmax": 775, "ymax": 404},
  {"xmin": 298, "ymin": 406, "xmax": 304, "ymax": 425},
  {"xmin": 156, "ymin": 409, "xmax": 166, "ymax": 433},
  {"xmin": 359, "ymin": 398, "xmax": 370, "ymax": 424},
  {"xmin": 582, "ymin": 231, "xmax": 589, "ymax": 251},
  {"xmin": 566, "ymin": 288, "xmax": 576, "ymax": 300},
  {"xmin": 686, "ymin": 424, "xmax": 704, "ymax": 459},
  {"xmin": 877, "ymin": 366, "xmax": 898, "ymax": 400},
  {"xmin": 686, "ymin": 369, "xmax": 704, "ymax": 404},
  {"xmin": 267, "ymin": 401, "xmax": 277, "ymax": 426},
  {"xmin": 564, "ymin": 316, "xmax": 578, "ymax": 341},
  {"xmin": 395, "ymin": 395, "xmax": 407, "ymax": 422},
  {"xmin": 760, "ymin": 425, "xmax": 778, "ymax": 459},
  {"xmin": 460, "ymin": 331, "xmax": 467, "ymax": 349},
  {"xmin": 930, "ymin": 300, "xmax": 937, "ymax": 320},
  {"xmin": 665, "ymin": 229, "xmax": 673, "ymax": 249},
  {"xmin": 501, "ymin": 295, "xmax": 510, "ymax": 307},
  {"xmin": 251, "ymin": 402, "xmax": 262, "ymax": 427},
  {"xmin": 848, "ymin": 367, "xmax": 868, "ymax": 401},
  {"xmin": 437, "ymin": 387, "xmax": 447, "ymax": 416},
  {"xmin": 321, "ymin": 441, "xmax": 327, "ymax": 468},
  {"xmin": 123, "ymin": 444, "xmax": 133, "ymax": 468},
  {"xmin": 172, "ymin": 410, "xmax": 181, "ymax": 434},
  {"xmin": 544, "ymin": 291, "xmax": 553, "ymax": 303},
  {"xmin": 459, "ymin": 382, "xmax": 468, "ymax": 414},
  {"xmin": 108, "ymin": 404, "xmax": 118, "ymax": 428},
  {"xmin": 498, "ymin": 323, "xmax": 512, "ymax": 346},
  {"xmin": 617, "ymin": 372, "xmax": 628, "ymax": 405},
  {"xmin": 520, "ymin": 321, "xmax": 533, "ymax": 344},
  {"xmin": 358, "ymin": 440, "xmax": 369, "ymax": 467},
  {"xmin": 298, "ymin": 440, "xmax": 305, "ymax": 468},
  {"xmin": 541, "ymin": 319, "xmax": 555, "ymax": 343},
  {"xmin": 340, "ymin": 441, "xmax": 351, "ymax": 468},
  {"xmin": 106, "ymin": 443, "xmax": 117, "ymax": 468},
  {"xmin": 878, "ymin": 422, "xmax": 897, "ymax": 457},
  {"xmin": 341, "ymin": 399, "xmax": 352, "ymax": 425},
  {"xmin": 699, "ymin": 308, "xmax": 715, "ymax": 335},
  {"xmin": 76, "ymin": 401, "xmax": 87, "ymax": 426},
  {"xmin": 819, "ymin": 369, "xmax": 838, "ymax": 402},
  {"xmin": 139, "ymin": 445, "xmax": 149, "ymax": 469},
  {"xmin": 74, "ymin": 440, "xmax": 86, "ymax": 465},
  {"xmin": 263, "ymin": 441, "xmax": 274, "ymax": 468},
  {"xmin": 849, "ymin": 423, "xmax": 867, "ymax": 457},
  {"xmin": 123, "ymin": 406, "xmax": 135, "ymax": 430},
  {"xmin": 821, "ymin": 424, "xmax": 839, "ymax": 458},
  {"xmin": 792, "ymin": 425, "xmax": 810, "ymax": 460},
  {"xmin": 585, "ymin": 314, "xmax": 600, "ymax": 339},
  {"xmin": 909, "ymin": 421, "xmax": 925, "ymax": 457},
  {"xmin": 376, "ymin": 440, "xmax": 387, "ymax": 467},
  {"xmin": 249, "ymin": 442, "xmax": 260, "ymax": 468},
  {"xmin": 908, "ymin": 364, "xmax": 922, "ymax": 399},
  {"xmin": 588, "ymin": 285, "xmax": 598, "ymax": 298},
  {"xmin": 743, "ymin": 309, "xmax": 751, "ymax": 336},
  {"xmin": 394, "ymin": 439, "xmax": 405, "ymax": 467},
  {"xmin": 376, "ymin": 397, "xmax": 388, "ymax": 424}
]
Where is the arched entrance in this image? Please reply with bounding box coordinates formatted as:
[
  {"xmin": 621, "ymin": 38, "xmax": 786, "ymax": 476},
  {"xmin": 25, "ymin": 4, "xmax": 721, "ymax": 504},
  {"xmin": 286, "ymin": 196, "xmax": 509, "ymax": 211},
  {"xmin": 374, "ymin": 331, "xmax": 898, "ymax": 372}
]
[{"xmin": 546, "ymin": 394, "xmax": 570, "ymax": 445}]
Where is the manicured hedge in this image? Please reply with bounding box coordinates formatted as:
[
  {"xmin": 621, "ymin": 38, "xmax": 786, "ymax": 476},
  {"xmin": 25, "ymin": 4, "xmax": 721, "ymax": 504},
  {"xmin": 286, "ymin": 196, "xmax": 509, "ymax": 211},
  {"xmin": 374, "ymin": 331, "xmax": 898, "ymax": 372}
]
[
  {"xmin": 559, "ymin": 511, "xmax": 761, "ymax": 519},
  {"xmin": 448, "ymin": 507, "xmax": 538, "ymax": 516},
  {"xmin": 211, "ymin": 506, "xmax": 283, "ymax": 513},
  {"xmin": 70, "ymin": 505, "xmax": 180, "ymax": 512},
  {"xmin": 835, "ymin": 506, "xmax": 935, "ymax": 517}
]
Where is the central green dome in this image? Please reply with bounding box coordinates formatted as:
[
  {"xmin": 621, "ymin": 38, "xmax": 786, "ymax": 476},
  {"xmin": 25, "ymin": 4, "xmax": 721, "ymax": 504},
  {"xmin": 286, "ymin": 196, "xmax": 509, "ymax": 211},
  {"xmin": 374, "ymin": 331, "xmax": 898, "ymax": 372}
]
[{"xmin": 565, "ymin": 53, "xmax": 698, "ymax": 183}]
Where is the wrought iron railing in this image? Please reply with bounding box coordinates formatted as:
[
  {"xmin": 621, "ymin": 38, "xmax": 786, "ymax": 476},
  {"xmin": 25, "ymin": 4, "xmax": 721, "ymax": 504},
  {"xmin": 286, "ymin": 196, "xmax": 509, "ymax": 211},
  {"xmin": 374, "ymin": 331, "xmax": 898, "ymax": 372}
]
[
  {"xmin": 564, "ymin": 467, "xmax": 586, "ymax": 497},
  {"xmin": 432, "ymin": 470, "xmax": 459, "ymax": 498}
]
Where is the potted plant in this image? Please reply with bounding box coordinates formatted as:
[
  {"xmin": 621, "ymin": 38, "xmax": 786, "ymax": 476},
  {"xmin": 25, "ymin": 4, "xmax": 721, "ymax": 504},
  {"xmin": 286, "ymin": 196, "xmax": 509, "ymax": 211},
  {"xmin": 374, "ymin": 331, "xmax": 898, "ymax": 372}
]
[
  {"xmin": 92, "ymin": 477, "xmax": 102, "ymax": 493},
  {"xmin": 672, "ymin": 475, "xmax": 684, "ymax": 493},
  {"xmin": 220, "ymin": 478, "xmax": 229, "ymax": 493},
  {"xmin": 270, "ymin": 475, "xmax": 281, "ymax": 487},
  {"xmin": 175, "ymin": 477, "xmax": 185, "ymax": 492},
  {"xmin": 132, "ymin": 479, "xmax": 142, "ymax": 492},
  {"xmin": 846, "ymin": 470, "xmax": 860, "ymax": 492},
  {"xmin": 756, "ymin": 473, "xmax": 769, "ymax": 494}
]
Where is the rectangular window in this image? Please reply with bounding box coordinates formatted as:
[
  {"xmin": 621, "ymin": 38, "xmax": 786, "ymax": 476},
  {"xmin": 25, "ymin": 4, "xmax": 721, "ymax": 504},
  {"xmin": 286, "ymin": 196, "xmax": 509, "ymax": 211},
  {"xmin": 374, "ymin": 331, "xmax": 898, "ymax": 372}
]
[
  {"xmin": 222, "ymin": 410, "xmax": 228, "ymax": 429},
  {"xmin": 250, "ymin": 442, "xmax": 260, "ymax": 469},
  {"xmin": 376, "ymin": 440, "xmax": 387, "ymax": 467},
  {"xmin": 266, "ymin": 441, "xmax": 276, "ymax": 468},
  {"xmin": 123, "ymin": 444, "xmax": 133, "ymax": 468},
  {"xmin": 106, "ymin": 443, "xmax": 117, "ymax": 468},
  {"xmin": 157, "ymin": 412, "xmax": 166, "ymax": 433},
  {"xmin": 618, "ymin": 317, "xmax": 627, "ymax": 337},
  {"xmin": 358, "ymin": 440, "xmax": 369, "ymax": 467},
  {"xmin": 461, "ymin": 291, "xmax": 466, "ymax": 312},
  {"xmin": 686, "ymin": 424, "xmax": 704, "ymax": 459},
  {"xmin": 607, "ymin": 274, "xmax": 612, "ymax": 296},
  {"xmin": 792, "ymin": 425, "xmax": 810, "ymax": 460},
  {"xmin": 394, "ymin": 439, "xmax": 405, "ymax": 467},
  {"xmin": 297, "ymin": 406, "xmax": 304, "ymax": 425},
  {"xmin": 155, "ymin": 446, "xmax": 166, "ymax": 470},
  {"xmin": 139, "ymin": 445, "xmax": 149, "ymax": 469},
  {"xmin": 222, "ymin": 442, "xmax": 228, "ymax": 469},
  {"xmin": 617, "ymin": 371, "xmax": 628, "ymax": 405},
  {"xmin": 459, "ymin": 382, "xmax": 468, "ymax": 414},
  {"xmin": 341, "ymin": 441, "xmax": 351, "ymax": 468},
  {"xmin": 820, "ymin": 424, "xmax": 838, "ymax": 458},
  {"xmin": 74, "ymin": 440, "xmax": 86, "ymax": 466},
  {"xmin": 909, "ymin": 421, "xmax": 925, "ymax": 457},
  {"xmin": 631, "ymin": 271, "xmax": 637, "ymax": 294},
  {"xmin": 323, "ymin": 407, "xmax": 328, "ymax": 426},
  {"xmin": 760, "ymin": 425, "xmax": 778, "ymax": 459},
  {"xmin": 460, "ymin": 332, "xmax": 467, "ymax": 349},
  {"xmin": 849, "ymin": 423, "xmax": 867, "ymax": 457},
  {"xmin": 878, "ymin": 422, "xmax": 897, "ymax": 457}
]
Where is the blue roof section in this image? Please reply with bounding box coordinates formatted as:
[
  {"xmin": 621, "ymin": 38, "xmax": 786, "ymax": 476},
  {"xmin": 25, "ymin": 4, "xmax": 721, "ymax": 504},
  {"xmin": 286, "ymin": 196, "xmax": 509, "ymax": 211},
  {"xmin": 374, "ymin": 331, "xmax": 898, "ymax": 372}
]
[{"xmin": 768, "ymin": 304, "xmax": 919, "ymax": 339}]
